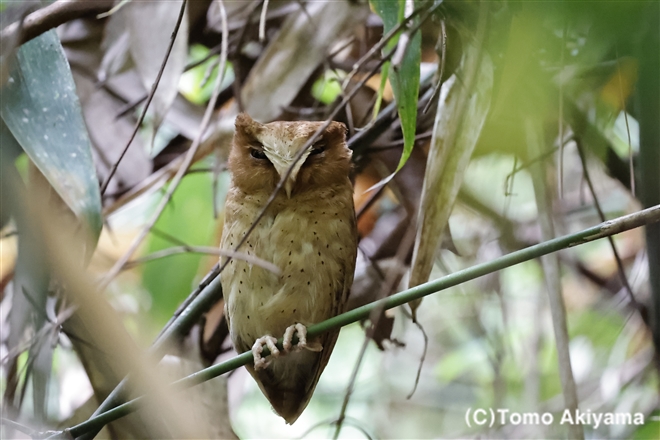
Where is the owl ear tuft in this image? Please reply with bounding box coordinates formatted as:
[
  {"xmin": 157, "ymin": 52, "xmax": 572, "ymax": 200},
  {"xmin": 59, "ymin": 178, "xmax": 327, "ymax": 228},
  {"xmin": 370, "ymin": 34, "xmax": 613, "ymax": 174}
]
[
  {"xmin": 234, "ymin": 113, "xmax": 262, "ymax": 146},
  {"xmin": 235, "ymin": 113, "xmax": 262, "ymax": 135},
  {"xmin": 324, "ymin": 121, "xmax": 348, "ymax": 147},
  {"xmin": 330, "ymin": 121, "xmax": 347, "ymax": 135}
]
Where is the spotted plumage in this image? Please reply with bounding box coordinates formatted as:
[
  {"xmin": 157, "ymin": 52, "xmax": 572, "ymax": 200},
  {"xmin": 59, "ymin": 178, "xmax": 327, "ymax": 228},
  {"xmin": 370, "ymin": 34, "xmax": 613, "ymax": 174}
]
[{"xmin": 220, "ymin": 113, "xmax": 357, "ymax": 424}]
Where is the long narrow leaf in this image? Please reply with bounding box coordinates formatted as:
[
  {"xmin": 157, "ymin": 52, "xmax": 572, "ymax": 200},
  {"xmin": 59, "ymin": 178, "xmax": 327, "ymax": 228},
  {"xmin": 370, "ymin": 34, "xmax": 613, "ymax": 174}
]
[
  {"xmin": 408, "ymin": 44, "xmax": 493, "ymax": 316},
  {"xmin": 371, "ymin": 0, "xmax": 421, "ymax": 174},
  {"xmin": 0, "ymin": 30, "xmax": 102, "ymax": 243}
]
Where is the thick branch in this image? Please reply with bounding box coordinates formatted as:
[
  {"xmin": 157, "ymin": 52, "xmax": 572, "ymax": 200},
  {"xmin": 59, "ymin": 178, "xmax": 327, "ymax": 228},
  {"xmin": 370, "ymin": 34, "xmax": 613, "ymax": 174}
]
[{"xmin": 1, "ymin": 0, "xmax": 113, "ymax": 47}]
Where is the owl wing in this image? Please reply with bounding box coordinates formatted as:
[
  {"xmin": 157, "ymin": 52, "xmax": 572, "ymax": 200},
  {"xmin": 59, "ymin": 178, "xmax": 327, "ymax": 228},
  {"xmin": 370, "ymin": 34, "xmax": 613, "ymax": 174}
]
[
  {"xmin": 250, "ymin": 214, "xmax": 358, "ymax": 425},
  {"xmin": 299, "ymin": 211, "xmax": 358, "ymax": 407}
]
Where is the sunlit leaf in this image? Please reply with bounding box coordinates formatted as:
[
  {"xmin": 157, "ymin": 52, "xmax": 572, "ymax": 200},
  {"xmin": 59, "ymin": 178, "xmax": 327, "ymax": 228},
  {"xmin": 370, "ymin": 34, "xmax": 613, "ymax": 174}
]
[
  {"xmin": 311, "ymin": 70, "xmax": 344, "ymax": 105},
  {"xmin": 180, "ymin": 44, "xmax": 234, "ymax": 105}
]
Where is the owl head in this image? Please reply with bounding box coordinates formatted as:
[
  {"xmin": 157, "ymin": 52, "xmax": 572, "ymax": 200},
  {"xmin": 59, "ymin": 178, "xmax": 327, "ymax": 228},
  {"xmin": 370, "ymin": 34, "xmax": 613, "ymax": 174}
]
[{"xmin": 228, "ymin": 113, "xmax": 351, "ymax": 198}]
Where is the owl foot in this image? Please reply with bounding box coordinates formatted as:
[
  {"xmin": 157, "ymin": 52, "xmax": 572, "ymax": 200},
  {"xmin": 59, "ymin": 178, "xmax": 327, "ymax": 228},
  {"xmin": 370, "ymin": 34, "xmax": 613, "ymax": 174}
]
[
  {"xmin": 282, "ymin": 323, "xmax": 306, "ymax": 352},
  {"xmin": 282, "ymin": 323, "xmax": 323, "ymax": 353},
  {"xmin": 252, "ymin": 335, "xmax": 280, "ymax": 370}
]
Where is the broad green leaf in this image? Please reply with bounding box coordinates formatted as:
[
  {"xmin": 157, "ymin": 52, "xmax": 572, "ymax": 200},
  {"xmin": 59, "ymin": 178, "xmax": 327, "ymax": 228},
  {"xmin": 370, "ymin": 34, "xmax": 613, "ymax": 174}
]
[
  {"xmin": 371, "ymin": 0, "xmax": 421, "ymax": 173},
  {"xmin": 0, "ymin": 30, "xmax": 102, "ymax": 243}
]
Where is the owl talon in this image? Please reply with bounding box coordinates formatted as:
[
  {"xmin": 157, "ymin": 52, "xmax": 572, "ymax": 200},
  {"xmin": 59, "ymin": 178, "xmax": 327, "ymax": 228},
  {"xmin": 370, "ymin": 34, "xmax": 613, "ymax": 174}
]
[
  {"xmin": 283, "ymin": 323, "xmax": 310, "ymax": 352},
  {"xmin": 252, "ymin": 335, "xmax": 280, "ymax": 370}
]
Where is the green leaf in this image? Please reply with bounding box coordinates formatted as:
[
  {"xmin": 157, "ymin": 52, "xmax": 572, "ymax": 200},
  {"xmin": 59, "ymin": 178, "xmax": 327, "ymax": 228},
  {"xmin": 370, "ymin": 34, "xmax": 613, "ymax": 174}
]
[
  {"xmin": 371, "ymin": 0, "xmax": 421, "ymax": 173},
  {"xmin": 311, "ymin": 69, "xmax": 343, "ymax": 105},
  {"xmin": 180, "ymin": 44, "xmax": 234, "ymax": 105},
  {"xmin": 0, "ymin": 30, "xmax": 102, "ymax": 243}
]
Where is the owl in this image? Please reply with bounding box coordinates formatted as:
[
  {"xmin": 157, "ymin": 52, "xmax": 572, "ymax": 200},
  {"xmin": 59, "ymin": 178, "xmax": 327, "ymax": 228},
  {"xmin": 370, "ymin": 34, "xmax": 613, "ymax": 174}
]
[{"xmin": 220, "ymin": 113, "xmax": 358, "ymax": 424}]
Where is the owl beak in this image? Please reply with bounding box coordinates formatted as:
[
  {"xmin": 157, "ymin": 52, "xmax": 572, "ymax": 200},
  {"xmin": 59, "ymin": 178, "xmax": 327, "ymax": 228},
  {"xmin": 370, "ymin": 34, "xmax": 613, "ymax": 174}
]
[
  {"xmin": 283, "ymin": 176, "xmax": 295, "ymax": 199},
  {"xmin": 264, "ymin": 151, "xmax": 310, "ymax": 198}
]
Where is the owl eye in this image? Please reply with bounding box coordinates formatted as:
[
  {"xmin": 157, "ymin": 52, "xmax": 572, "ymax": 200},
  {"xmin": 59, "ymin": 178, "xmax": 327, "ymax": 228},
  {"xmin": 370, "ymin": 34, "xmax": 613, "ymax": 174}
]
[
  {"xmin": 310, "ymin": 142, "xmax": 325, "ymax": 156},
  {"xmin": 250, "ymin": 148, "xmax": 268, "ymax": 160}
]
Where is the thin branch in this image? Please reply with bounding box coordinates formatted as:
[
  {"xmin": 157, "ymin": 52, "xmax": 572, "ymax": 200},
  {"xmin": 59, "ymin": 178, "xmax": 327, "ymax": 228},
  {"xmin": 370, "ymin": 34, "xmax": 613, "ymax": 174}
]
[
  {"xmin": 355, "ymin": 184, "xmax": 386, "ymax": 220},
  {"xmin": 575, "ymin": 139, "xmax": 639, "ymax": 312},
  {"xmin": 504, "ymin": 146, "xmax": 559, "ymax": 195},
  {"xmin": 100, "ymin": 0, "xmax": 188, "ymax": 196},
  {"xmin": 422, "ymin": 19, "xmax": 447, "ymax": 115},
  {"xmin": 49, "ymin": 204, "xmax": 660, "ymax": 439},
  {"xmin": 367, "ymin": 130, "xmax": 433, "ymax": 151},
  {"xmin": 406, "ymin": 316, "xmax": 428, "ymax": 399},
  {"xmin": 0, "ymin": 418, "xmax": 35, "ymax": 436},
  {"xmin": 96, "ymin": 0, "xmax": 132, "ymax": 19},
  {"xmin": 230, "ymin": 0, "xmax": 264, "ymax": 112},
  {"xmin": 334, "ymin": 222, "xmax": 417, "ymax": 439},
  {"xmin": 123, "ymin": 245, "xmax": 280, "ymax": 274},
  {"xmin": 258, "ymin": 0, "xmax": 270, "ymax": 42}
]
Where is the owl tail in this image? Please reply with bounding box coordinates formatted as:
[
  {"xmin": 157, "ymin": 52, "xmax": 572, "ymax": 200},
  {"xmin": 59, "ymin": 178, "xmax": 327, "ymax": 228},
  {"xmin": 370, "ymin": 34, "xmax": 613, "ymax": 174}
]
[{"xmin": 250, "ymin": 349, "xmax": 322, "ymax": 424}]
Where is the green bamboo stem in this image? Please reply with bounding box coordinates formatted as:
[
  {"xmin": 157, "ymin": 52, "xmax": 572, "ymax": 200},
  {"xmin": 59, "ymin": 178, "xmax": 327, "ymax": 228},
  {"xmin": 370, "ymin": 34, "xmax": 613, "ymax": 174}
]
[{"xmin": 57, "ymin": 204, "xmax": 660, "ymax": 439}]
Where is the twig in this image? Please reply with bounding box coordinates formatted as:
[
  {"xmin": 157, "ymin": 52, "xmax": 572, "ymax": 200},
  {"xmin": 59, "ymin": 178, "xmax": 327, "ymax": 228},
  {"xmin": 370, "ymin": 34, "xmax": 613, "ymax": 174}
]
[
  {"xmin": 575, "ymin": 139, "xmax": 640, "ymax": 313},
  {"xmin": 258, "ymin": 0, "xmax": 270, "ymax": 42},
  {"xmin": 0, "ymin": 418, "xmax": 35, "ymax": 436},
  {"xmin": 405, "ymin": 316, "xmax": 428, "ymax": 399},
  {"xmin": 367, "ymin": 130, "xmax": 433, "ymax": 151},
  {"xmin": 504, "ymin": 146, "xmax": 559, "ymax": 195},
  {"xmin": 96, "ymin": 0, "xmax": 132, "ymax": 19},
  {"xmin": 230, "ymin": 0, "xmax": 264, "ymax": 112},
  {"xmin": 122, "ymin": 245, "xmax": 280, "ymax": 274},
  {"xmin": 422, "ymin": 19, "xmax": 447, "ymax": 115},
  {"xmin": 100, "ymin": 0, "xmax": 188, "ymax": 196}
]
